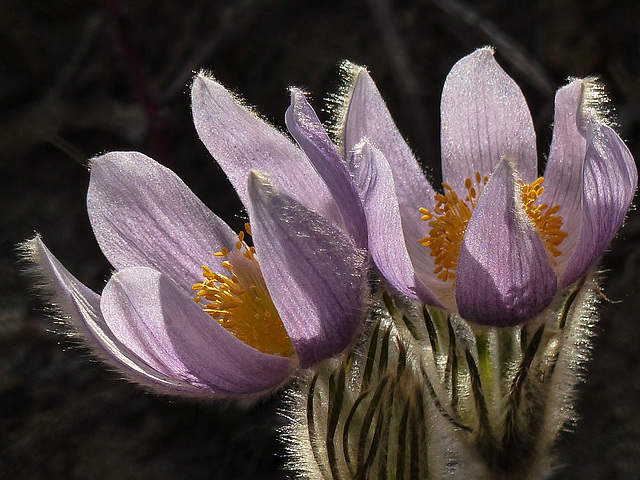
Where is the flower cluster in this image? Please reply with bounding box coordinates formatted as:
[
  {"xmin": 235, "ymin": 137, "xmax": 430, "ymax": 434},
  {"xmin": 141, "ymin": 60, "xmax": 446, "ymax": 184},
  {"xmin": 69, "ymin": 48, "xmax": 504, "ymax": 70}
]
[
  {"xmin": 27, "ymin": 71, "xmax": 371, "ymax": 397},
  {"xmin": 343, "ymin": 47, "xmax": 636, "ymax": 326},
  {"xmin": 26, "ymin": 47, "xmax": 636, "ymax": 478}
]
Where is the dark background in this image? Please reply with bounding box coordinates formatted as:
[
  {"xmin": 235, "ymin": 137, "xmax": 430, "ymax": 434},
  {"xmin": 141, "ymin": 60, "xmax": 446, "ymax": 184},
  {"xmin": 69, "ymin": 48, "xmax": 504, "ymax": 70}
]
[{"xmin": 2, "ymin": 0, "xmax": 640, "ymax": 478}]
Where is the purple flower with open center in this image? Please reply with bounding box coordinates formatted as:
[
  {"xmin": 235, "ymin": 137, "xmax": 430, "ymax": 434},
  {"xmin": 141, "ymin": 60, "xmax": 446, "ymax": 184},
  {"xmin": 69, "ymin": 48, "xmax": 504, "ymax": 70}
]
[
  {"xmin": 341, "ymin": 47, "xmax": 637, "ymax": 327},
  {"xmin": 27, "ymin": 73, "xmax": 368, "ymax": 397}
]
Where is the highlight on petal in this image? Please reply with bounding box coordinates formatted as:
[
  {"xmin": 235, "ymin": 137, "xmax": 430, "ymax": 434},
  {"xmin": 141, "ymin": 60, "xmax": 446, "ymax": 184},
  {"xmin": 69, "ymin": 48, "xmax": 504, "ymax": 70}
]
[
  {"xmin": 351, "ymin": 140, "xmax": 440, "ymax": 305},
  {"xmin": 88, "ymin": 152, "xmax": 238, "ymax": 292},
  {"xmin": 285, "ymin": 88, "xmax": 367, "ymax": 247},
  {"xmin": 102, "ymin": 267, "xmax": 296, "ymax": 395},
  {"xmin": 191, "ymin": 73, "xmax": 336, "ymax": 220},
  {"xmin": 340, "ymin": 62, "xmax": 436, "ymax": 221},
  {"xmin": 25, "ymin": 237, "xmax": 209, "ymax": 396},
  {"xmin": 455, "ymin": 159, "xmax": 557, "ymax": 326},
  {"xmin": 246, "ymin": 171, "xmax": 368, "ymax": 367},
  {"xmin": 541, "ymin": 80, "xmax": 588, "ymax": 260},
  {"xmin": 561, "ymin": 123, "xmax": 638, "ymax": 286},
  {"xmin": 440, "ymin": 47, "xmax": 537, "ymax": 192}
]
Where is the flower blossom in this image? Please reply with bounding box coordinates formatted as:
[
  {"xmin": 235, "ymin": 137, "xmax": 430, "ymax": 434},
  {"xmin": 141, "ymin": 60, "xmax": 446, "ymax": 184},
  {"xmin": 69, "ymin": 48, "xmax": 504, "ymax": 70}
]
[
  {"xmin": 340, "ymin": 47, "xmax": 637, "ymax": 326},
  {"xmin": 27, "ymin": 73, "xmax": 369, "ymax": 397}
]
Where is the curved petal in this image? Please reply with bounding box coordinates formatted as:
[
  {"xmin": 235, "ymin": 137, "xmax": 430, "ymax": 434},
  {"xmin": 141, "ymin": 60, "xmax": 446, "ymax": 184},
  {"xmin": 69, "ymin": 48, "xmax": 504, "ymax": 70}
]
[
  {"xmin": 88, "ymin": 152, "xmax": 238, "ymax": 291},
  {"xmin": 352, "ymin": 141, "xmax": 441, "ymax": 305},
  {"xmin": 26, "ymin": 237, "xmax": 205, "ymax": 396},
  {"xmin": 441, "ymin": 48, "xmax": 537, "ymax": 192},
  {"xmin": 561, "ymin": 123, "xmax": 638, "ymax": 286},
  {"xmin": 285, "ymin": 88, "xmax": 367, "ymax": 246},
  {"xmin": 456, "ymin": 159, "xmax": 557, "ymax": 326},
  {"xmin": 541, "ymin": 80, "xmax": 588, "ymax": 262},
  {"xmin": 191, "ymin": 74, "xmax": 336, "ymax": 220},
  {"xmin": 246, "ymin": 171, "xmax": 368, "ymax": 367},
  {"xmin": 341, "ymin": 64, "xmax": 436, "ymax": 228},
  {"xmin": 101, "ymin": 267, "xmax": 296, "ymax": 395}
]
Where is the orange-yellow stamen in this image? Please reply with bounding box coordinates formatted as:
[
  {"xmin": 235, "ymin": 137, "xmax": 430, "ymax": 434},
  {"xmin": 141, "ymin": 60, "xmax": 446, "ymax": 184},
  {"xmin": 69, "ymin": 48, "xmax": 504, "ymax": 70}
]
[
  {"xmin": 520, "ymin": 178, "xmax": 568, "ymax": 259},
  {"xmin": 192, "ymin": 223, "xmax": 295, "ymax": 357},
  {"xmin": 419, "ymin": 173, "xmax": 567, "ymax": 284}
]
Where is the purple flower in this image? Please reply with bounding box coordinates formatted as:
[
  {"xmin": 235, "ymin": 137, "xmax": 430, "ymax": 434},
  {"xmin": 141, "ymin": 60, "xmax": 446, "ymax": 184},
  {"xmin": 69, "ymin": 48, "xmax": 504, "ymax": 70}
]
[
  {"xmin": 27, "ymin": 73, "xmax": 368, "ymax": 397},
  {"xmin": 341, "ymin": 47, "xmax": 637, "ymax": 327}
]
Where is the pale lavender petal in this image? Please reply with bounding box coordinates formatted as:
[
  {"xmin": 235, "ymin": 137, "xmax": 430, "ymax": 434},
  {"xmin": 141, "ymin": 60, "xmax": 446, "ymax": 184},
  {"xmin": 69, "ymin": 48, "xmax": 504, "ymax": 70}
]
[
  {"xmin": 26, "ymin": 237, "xmax": 206, "ymax": 396},
  {"xmin": 351, "ymin": 141, "xmax": 441, "ymax": 306},
  {"xmin": 285, "ymin": 88, "xmax": 367, "ymax": 247},
  {"xmin": 191, "ymin": 74, "xmax": 337, "ymax": 220},
  {"xmin": 541, "ymin": 80, "xmax": 588, "ymax": 260},
  {"xmin": 101, "ymin": 267, "xmax": 296, "ymax": 394},
  {"xmin": 87, "ymin": 152, "xmax": 237, "ymax": 291},
  {"xmin": 561, "ymin": 123, "xmax": 637, "ymax": 286},
  {"xmin": 456, "ymin": 159, "xmax": 557, "ymax": 326},
  {"xmin": 341, "ymin": 64, "xmax": 436, "ymax": 232},
  {"xmin": 246, "ymin": 171, "xmax": 368, "ymax": 367},
  {"xmin": 441, "ymin": 48, "xmax": 537, "ymax": 192}
]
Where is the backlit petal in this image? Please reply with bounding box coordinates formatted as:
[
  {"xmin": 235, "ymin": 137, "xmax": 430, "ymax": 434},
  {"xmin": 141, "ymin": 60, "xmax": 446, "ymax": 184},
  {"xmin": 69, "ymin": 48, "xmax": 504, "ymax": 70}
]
[
  {"xmin": 285, "ymin": 88, "xmax": 367, "ymax": 246},
  {"xmin": 351, "ymin": 141, "xmax": 441, "ymax": 305},
  {"xmin": 441, "ymin": 48, "xmax": 537, "ymax": 192},
  {"xmin": 456, "ymin": 159, "xmax": 557, "ymax": 326},
  {"xmin": 246, "ymin": 171, "xmax": 368, "ymax": 367},
  {"xmin": 541, "ymin": 80, "xmax": 588, "ymax": 262},
  {"xmin": 341, "ymin": 64, "xmax": 436, "ymax": 228},
  {"xmin": 101, "ymin": 267, "xmax": 296, "ymax": 395},
  {"xmin": 561, "ymin": 123, "xmax": 637, "ymax": 286},
  {"xmin": 88, "ymin": 152, "xmax": 237, "ymax": 291},
  {"xmin": 191, "ymin": 74, "xmax": 336, "ymax": 220},
  {"xmin": 27, "ymin": 237, "xmax": 204, "ymax": 396}
]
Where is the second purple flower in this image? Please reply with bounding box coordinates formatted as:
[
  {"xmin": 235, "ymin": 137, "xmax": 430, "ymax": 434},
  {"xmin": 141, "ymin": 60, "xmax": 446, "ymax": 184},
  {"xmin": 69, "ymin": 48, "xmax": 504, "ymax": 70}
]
[{"xmin": 340, "ymin": 47, "xmax": 637, "ymax": 326}]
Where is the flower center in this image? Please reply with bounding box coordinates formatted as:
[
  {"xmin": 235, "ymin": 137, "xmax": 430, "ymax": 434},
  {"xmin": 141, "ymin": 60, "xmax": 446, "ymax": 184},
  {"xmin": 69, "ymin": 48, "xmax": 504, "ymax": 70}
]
[
  {"xmin": 192, "ymin": 224, "xmax": 295, "ymax": 357},
  {"xmin": 419, "ymin": 173, "xmax": 567, "ymax": 284}
]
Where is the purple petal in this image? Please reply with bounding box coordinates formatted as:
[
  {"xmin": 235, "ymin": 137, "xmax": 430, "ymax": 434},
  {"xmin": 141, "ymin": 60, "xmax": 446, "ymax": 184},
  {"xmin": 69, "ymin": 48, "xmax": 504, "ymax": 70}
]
[
  {"xmin": 351, "ymin": 141, "xmax": 441, "ymax": 306},
  {"xmin": 246, "ymin": 171, "xmax": 368, "ymax": 367},
  {"xmin": 101, "ymin": 267, "xmax": 296, "ymax": 394},
  {"xmin": 26, "ymin": 237, "xmax": 208, "ymax": 396},
  {"xmin": 456, "ymin": 159, "xmax": 557, "ymax": 326},
  {"xmin": 341, "ymin": 64, "xmax": 436, "ymax": 230},
  {"xmin": 285, "ymin": 88, "xmax": 367, "ymax": 247},
  {"xmin": 87, "ymin": 152, "xmax": 238, "ymax": 292},
  {"xmin": 541, "ymin": 80, "xmax": 588, "ymax": 260},
  {"xmin": 191, "ymin": 74, "xmax": 337, "ymax": 220},
  {"xmin": 561, "ymin": 123, "xmax": 638, "ymax": 286},
  {"xmin": 441, "ymin": 48, "xmax": 537, "ymax": 192}
]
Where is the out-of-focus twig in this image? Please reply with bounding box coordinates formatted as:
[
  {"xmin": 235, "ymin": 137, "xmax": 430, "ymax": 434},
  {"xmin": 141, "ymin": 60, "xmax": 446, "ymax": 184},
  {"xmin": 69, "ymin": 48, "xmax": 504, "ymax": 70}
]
[
  {"xmin": 161, "ymin": 0, "xmax": 265, "ymax": 100},
  {"xmin": 155, "ymin": 0, "xmax": 209, "ymax": 94},
  {"xmin": 0, "ymin": 14, "xmax": 104, "ymax": 164},
  {"xmin": 366, "ymin": 0, "xmax": 435, "ymax": 165},
  {"xmin": 428, "ymin": 0, "xmax": 555, "ymax": 95},
  {"xmin": 104, "ymin": 0, "xmax": 171, "ymax": 166}
]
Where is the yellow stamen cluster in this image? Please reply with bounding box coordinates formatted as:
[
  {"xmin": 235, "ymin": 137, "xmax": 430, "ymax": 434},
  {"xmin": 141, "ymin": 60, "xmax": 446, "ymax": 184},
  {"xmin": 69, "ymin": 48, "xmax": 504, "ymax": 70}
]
[
  {"xmin": 192, "ymin": 223, "xmax": 295, "ymax": 357},
  {"xmin": 419, "ymin": 173, "xmax": 567, "ymax": 284},
  {"xmin": 520, "ymin": 178, "xmax": 568, "ymax": 260},
  {"xmin": 419, "ymin": 173, "xmax": 488, "ymax": 283}
]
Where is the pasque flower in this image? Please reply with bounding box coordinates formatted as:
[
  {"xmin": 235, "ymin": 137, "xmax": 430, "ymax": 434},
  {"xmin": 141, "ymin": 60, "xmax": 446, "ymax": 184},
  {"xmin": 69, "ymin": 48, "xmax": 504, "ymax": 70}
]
[
  {"xmin": 339, "ymin": 47, "xmax": 637, "ymax": 326},
  {"xmin": 26, "ymin": 73, "xmax": 368, "ymax": 397}
]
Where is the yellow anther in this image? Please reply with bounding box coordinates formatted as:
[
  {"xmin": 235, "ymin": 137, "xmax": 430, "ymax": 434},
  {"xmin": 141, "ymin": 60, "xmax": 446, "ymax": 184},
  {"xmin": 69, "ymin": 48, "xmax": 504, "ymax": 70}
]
[
  {"xmin": 192, "ymin": 224, "xmax": 295, "ymax": 357},
  {"xmin": 419, "ymin": 172, "xmax": 567, "ymax": 285},
  {"xmin": 520, "ymin": 178, "xmax": 568, "ymax": 260}
]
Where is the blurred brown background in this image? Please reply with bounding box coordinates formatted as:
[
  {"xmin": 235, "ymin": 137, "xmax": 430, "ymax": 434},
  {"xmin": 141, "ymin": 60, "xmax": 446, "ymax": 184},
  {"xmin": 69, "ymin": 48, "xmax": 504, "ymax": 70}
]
[{"xmin": 1, "ymin": 0, "xmax": 640, "ymax": 478}]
